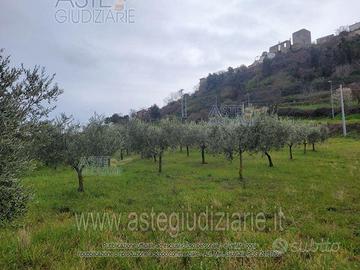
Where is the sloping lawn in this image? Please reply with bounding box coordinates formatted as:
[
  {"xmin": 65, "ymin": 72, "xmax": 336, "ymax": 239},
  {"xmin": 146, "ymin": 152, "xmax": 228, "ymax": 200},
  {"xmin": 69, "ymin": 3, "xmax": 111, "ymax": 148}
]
[{"xmin": 0, "ymin": 138, "xmax": 359, "ymax": 269}]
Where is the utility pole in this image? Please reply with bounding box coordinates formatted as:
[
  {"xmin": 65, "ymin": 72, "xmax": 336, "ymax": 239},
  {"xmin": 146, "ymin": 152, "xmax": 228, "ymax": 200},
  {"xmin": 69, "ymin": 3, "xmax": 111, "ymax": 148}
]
[
  {"xmin": 340, "ymin": 84, "xmax": 347, "ymax": 136},
  {"xmin": 180, "ymin": 89, "xmax": 184, "ymax": 119},
  {"xmin": 183, "ymin": 94, "xmax": 188, "ymax": 119},
  {"xmin": 246, "ymin": 93, "xmax": 251, "ymax": 107},
  {"xmin": 328, "ymin": 80, "xmax": 335, "ymax": 119},
  {"xmin": 180, "ymin": 89, "xmax": 187, "ymax": 121}
]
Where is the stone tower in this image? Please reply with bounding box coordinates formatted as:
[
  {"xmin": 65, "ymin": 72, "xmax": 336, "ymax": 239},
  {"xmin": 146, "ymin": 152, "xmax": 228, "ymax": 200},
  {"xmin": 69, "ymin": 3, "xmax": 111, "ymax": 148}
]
[{"xmin": 292, "ymin": 29, "xmax": 311, "ymax": 48}]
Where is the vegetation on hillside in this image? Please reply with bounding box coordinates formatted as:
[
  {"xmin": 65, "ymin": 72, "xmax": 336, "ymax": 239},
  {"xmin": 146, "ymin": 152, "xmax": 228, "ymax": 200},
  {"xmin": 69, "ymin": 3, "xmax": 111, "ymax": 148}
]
[{"xmin": 143, "ymin": 33, "xmax": 360, "ymax": 121}]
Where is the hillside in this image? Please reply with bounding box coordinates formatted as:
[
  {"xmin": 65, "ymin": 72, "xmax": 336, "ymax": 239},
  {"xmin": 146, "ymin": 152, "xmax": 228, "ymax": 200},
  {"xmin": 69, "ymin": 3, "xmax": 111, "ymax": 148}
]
[{"xmin": 158, "ymin": 32, "xmax": 360, "ymax": 121}]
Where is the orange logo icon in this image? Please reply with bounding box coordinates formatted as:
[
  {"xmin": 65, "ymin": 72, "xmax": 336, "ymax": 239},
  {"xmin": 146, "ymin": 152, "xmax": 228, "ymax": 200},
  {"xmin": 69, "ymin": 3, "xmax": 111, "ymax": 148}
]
[{"xmin": 114, "ymin": 0, "xmax": 125, "ymax": 11}]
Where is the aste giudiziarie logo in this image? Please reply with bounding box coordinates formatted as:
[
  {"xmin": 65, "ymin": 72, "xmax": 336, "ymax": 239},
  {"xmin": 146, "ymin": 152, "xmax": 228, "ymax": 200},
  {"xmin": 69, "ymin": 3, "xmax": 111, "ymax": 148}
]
[{"xmin": 54, "ymin": 0, "xmax": 135, "ymax": 24}]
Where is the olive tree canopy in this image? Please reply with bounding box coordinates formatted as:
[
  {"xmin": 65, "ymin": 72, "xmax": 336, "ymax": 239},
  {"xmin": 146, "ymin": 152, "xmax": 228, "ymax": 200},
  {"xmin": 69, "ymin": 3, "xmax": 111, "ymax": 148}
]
[{"xmin": 0, "ymin": 50, "xmax": 62, "ymax": 223}]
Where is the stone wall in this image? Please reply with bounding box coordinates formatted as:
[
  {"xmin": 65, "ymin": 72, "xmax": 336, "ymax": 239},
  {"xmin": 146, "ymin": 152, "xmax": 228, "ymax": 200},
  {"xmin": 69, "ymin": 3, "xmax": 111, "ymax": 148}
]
[
  {"xmin": 269, "ymin": 44, "xmax": 279, "ymax": 54},
  {"xmin": 269, "ymin": 40, "xmax": 291, "ymax": 53},
  {"xmin": 316, "ymin": 34, "xmax": 334, "ymax": 45}
]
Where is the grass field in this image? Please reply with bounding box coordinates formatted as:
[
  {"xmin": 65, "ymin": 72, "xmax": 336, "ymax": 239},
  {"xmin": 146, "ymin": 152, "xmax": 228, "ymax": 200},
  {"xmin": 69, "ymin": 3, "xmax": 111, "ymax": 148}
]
[
  {"xmin": 1, "ymin": 138, "xmax": 360, "ymax": 269},
  {"xmin": 280, "ymin": 103, "xmax": 334, "ymax": 110},
  {"xmin": 315, "ymin": 114, "xmax": 360, "ymax": 125},
  {"xmin": 279, "ymin": 101, "xmax": 358, "ymax": 111}
]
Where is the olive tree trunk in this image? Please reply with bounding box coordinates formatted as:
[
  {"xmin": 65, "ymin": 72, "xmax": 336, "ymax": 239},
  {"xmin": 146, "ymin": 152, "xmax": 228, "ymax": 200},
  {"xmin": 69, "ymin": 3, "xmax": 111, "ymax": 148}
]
[
  {"xmin": 264, "ymin": 152, "xmax": 274, "ymax": 167},
  {"xmin": 239, "ymin": 149, "xmax": 244, "ymax": 180},
  {"xmin": 201, "ymin": 145, "xmax": 206, "ymax": 164},
  {"xmin": 75, "ymin": 167, "xmax": 84, "ymax": 192},
  {"xmin": 158, "ymin": 152, "xmax": 163, "ymax": 173},
  {"xmin": 186, "ymin": 146, "xmax": 189, "ymax": 157},
  {"xmin": 229, "ymin": 151, "xmax": 234, "ymax": 161},
  {"xmin": 289, "ymin": 144, "xmax": 293, "ymax": 160}
]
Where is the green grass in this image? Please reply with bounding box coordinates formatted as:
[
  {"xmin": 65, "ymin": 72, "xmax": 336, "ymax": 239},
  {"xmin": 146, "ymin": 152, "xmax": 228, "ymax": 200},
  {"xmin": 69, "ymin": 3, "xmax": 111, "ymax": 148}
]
[
  {"xmin": 1, "ymin": 138, "xmax": 360, "ymax": 269},
  {"xmin": 317, "ymin": 114, "xmax": 360, "ymax": 125},
  {"xmin": 280, "ymin": 101, "xmax": 359, "ymax": 111},
  {"xmin": 280, "ymin": 103, "xmax": 334, "ymax": 110},
  {"xmin": 299, "ymin": 114, "xmax": 360, "ymax": 126}
]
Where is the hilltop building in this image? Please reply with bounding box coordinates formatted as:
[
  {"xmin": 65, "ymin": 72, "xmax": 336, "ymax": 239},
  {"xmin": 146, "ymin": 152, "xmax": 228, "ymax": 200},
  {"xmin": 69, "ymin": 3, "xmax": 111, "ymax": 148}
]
[
  {"xmin": 199, "ymin": 78, "xmax": 207, "ymax": 92},
  {"xmin": 269, "ymin": 40, "xmax": 291, "ymax": 53},
  {"xmin": 292, "ymin": 29, "xmax": 312, "ymax": 48},
  {"xmin": 252, "ymin": 22, "xmax": 358, "ymax": 67},
  {"xmin": 349, "ymin": 22, "xmax": 360, "ymax": 32},
  {"xmin": 268, "ymin": 28, "xmax": 311, "ymax": 54},
  {"xmin": 316, "ymin": 34, "xmax": 334, "ymax": 45},
  {"xmin": 349, "ymin": 22, "xmax": 360, "ymax": 37}
]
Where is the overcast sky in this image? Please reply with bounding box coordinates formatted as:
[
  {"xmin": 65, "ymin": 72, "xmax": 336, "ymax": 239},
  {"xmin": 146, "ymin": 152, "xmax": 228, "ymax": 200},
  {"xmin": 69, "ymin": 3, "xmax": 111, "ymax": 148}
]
[{"xmin": 1, "ymin": 0, "xmax": 360, "ymax": 121}]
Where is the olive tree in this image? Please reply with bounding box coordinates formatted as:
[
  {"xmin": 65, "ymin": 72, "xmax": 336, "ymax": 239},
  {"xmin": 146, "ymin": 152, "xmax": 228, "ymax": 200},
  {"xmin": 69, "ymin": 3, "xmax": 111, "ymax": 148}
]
[
  {"xmin": 0, "ymin": 50, "xmax": 62, "ymax": 223},
  {"xmin": 127, "ymin": 119, "xmax": 149, "ymax": 158},
  {"xmin": 208, "ymin": 119, "xmax": 227, "ymax": 157},
  {"xmin": 108, "ymin": 124, "xmax": 128, "ymax": 160},
  {"xmin": 208, "ymin": 117, "xmax": 251, "ymax": 180},
  {"xmin": 307, "ymin": 125, "xmax": 329, "ymax": 151},
  {"xmin": 144, "ymin": 120, "xmax": 172, "ymax": 173},
  {"xmin": 63, "ymin": 122, "xmax": 88, "ymax": 192},
  {"xmin": 64, "ymin": 115, "xmax": 120, "ymax": 192},
  {"xmin": 161, "ymin": 118, "xmax": 186, "ymax": 153},
  {"xmin": 31, "ymin": 114, "xmax": 71, "ymax": 168},
  {"xmin": 320, "ymin": 126, "xmax": 330, "ymax": 143},
  {"xmin": 160, "ymin": 118, "xmax": 182, "ymax": 152},
  {"xmin": 307, "ymin": 126, "xmax": 321, "ymax": 152},
  {"xmin": 299, "ymin": 123, "xmax": 312, "ymax": 154},
  {"xmin": 282, "ymin": 119, "xmax": 303, "ymax": 160},
  {"xmin": 233, "ymin": 118, "xmax": 251, "ymax": 180},
  {"xmin": 192, "ymin": 121, "xmax": 210, "ymax": 164},
  {"xmin": 249, "ymin": 114, "xmax": 288, "ymax": 167},
  {"xmin": 182, "ymin": 122, "xmax": 198, "ymax": 157}
]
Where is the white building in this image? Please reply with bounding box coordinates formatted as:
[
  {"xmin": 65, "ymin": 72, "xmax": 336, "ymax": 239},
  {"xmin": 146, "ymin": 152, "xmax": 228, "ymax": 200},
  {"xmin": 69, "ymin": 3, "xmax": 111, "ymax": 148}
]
[{"xmin": 349, "ymin": 22, "xmax": 360, "ymax": 32}]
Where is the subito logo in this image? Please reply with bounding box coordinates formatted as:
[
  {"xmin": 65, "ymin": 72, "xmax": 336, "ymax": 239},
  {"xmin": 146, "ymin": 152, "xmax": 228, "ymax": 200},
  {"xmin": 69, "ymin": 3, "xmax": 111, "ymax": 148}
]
[{"xmin": 272, "ymin": 238, "xmax": 288, "ymax": 254}]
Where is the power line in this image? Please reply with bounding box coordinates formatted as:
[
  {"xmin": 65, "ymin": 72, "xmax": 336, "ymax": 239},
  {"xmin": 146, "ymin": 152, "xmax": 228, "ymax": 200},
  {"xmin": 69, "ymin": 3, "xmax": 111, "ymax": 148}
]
[{"xmin": 328, "ymin": 80, "xmax": 335, "ymax": 119}]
